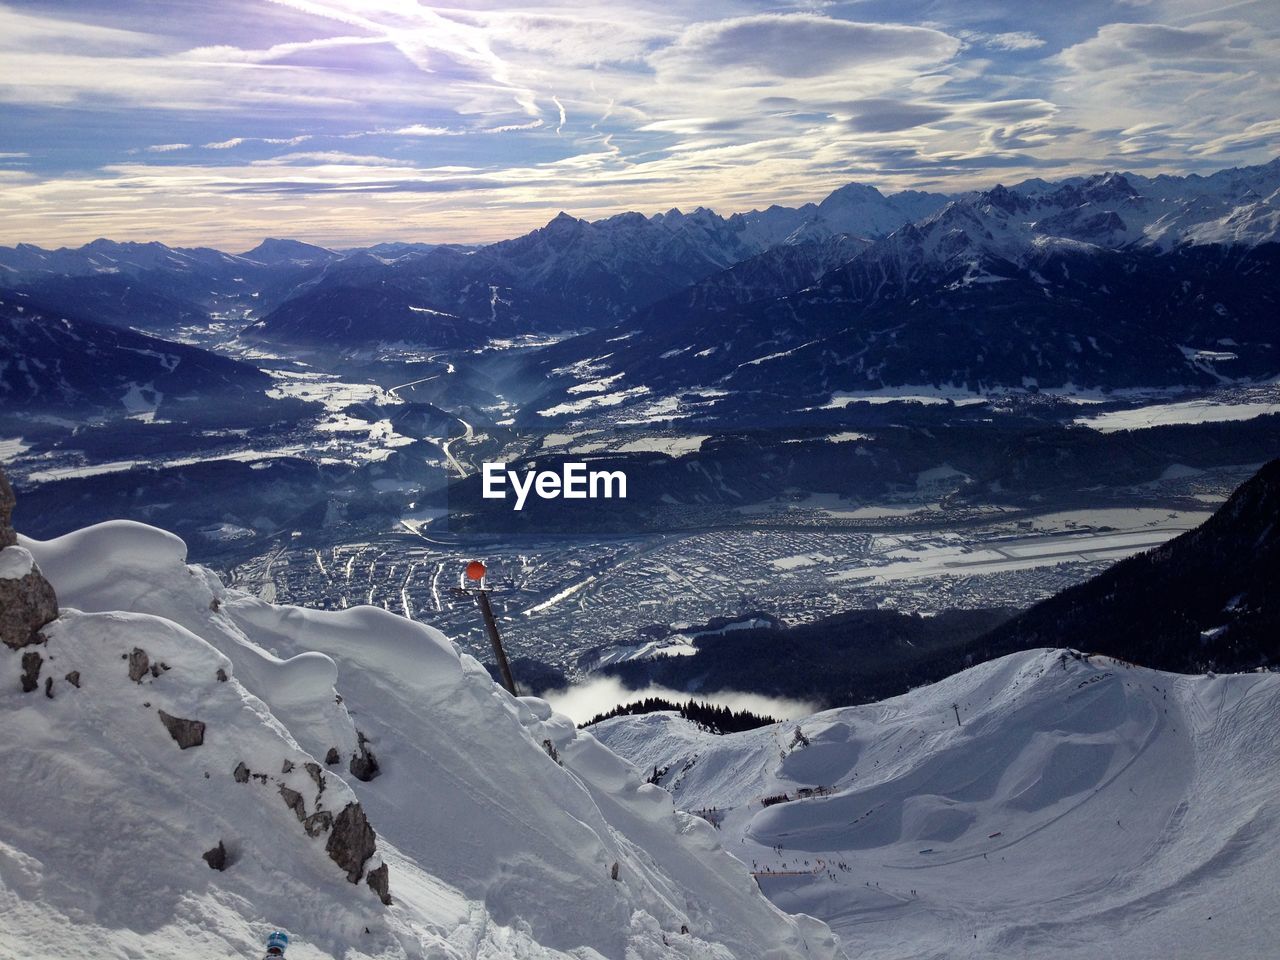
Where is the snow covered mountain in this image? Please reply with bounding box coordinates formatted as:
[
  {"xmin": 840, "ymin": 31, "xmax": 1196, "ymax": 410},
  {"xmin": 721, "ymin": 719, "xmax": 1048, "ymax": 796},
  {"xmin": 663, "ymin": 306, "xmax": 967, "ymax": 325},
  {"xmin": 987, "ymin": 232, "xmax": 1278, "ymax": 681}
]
[
  {"xmin": 524, "ymin": 160, "xmax": 1280, "ymax": 414},
  {"xmin": 0, "ymin": 479, "xmax": 842, "ymax": 959},
  {"xmin": 0, "ymin": 289, "xmax": 272, "ymax": 414},
  {"xmin": 239, "ymin": 237, "xmax": 341, "ymax": 267},
  {"xmin": 976, "ymin": 457, "xmax": 1280, "ymax": 672},
  {"xmin": 594, "ymin": 648, "xmax": 1280, "ymax": 960}
]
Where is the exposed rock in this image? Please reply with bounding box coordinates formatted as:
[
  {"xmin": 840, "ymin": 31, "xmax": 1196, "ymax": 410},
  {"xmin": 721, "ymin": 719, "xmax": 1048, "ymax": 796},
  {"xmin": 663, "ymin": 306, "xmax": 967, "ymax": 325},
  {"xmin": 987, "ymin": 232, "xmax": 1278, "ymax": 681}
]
[
  {"xmin": 44, "ymin": 676, "xmax": 53, "ymax": 699},
  {"xmin": 233, "ymin": 761, "xmax": 250, "ymax": 783},
  {"xmin": 610, "ymin": 861, "xmax": 620, "ymax": 881},
  {"xmin": 326, "ymin": 803, "xmax": 376, "ymax": 883},
  {"xmin": 216, "ymin": 668, "xmax": 228, "ymax": 682},
  {"xmin": 279, "ymin": 785, "xmax": 306, "ymax": 822},
  {"xmin": 0, "ymin": 560, "xmax": 59, "ymax": 651},
  {"xmin": 305, "ymin": 762, "xmax": 325, "ymax": 793},
  {"xmin": 0, "ymin": 467, "xmax": 58, "ymax": 650},
  {"xmin": 366, "ymin": 862, "xmax": 392, "ymax": 905},
  {"xmin": 349, "ymin": 731, "xmax": 381, "ymax": 782},
  {"xmin": 65, "ymin": 671, "xmax": 81, "ymax": 688},
  {"xmin": 281, "ymin": 759, "xmax": 295, "ymax": 774},
  {"xmin": 0, "ymin": 466, "xmax": 14, "ymax": 548},
  {"xmin": 20, "ymin": 651, "xmax": 41, "ymax": 693},
  {"xmin": 303, "ymin": 810, "xmax": 333, "ymax": 838},
  {"xmin": 202, "ymin": 841, "xmax": 229, "ymax": 871},
  {"xmin": 127, "ymin": 648, "xmax": 150, "ymax": 683},
  {"xmin": 157, "ymin": 710, "xmax": 205, "ymax": 749},
  {"xmin": 324, "ymin": 747, "xmax": 341, "ymax": 766}
]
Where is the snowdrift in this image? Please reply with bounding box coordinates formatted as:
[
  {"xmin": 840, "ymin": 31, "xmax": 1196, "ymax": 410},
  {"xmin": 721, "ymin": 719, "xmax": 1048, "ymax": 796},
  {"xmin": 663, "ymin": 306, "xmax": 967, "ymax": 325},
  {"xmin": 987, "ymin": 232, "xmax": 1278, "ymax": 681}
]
[
  {"xmin": 595, "ymin": 650, "xmax": 1280, "ymax": 960},
  {"xmin": 5, "ymin": 520, "xmax": 841, "ymax": 960}
]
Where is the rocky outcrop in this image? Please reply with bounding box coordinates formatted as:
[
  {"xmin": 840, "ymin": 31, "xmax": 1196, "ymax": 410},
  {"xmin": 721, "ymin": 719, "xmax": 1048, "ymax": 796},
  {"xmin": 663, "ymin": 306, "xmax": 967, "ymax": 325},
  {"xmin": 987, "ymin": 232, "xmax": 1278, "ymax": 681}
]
[
  {"xmin": 326, "ymin": 803, "xmax": 377, "ymax": 884},
  {"xmin": 127, "ymin": 648, "xmax": 150, "ymax": 682},
  {"xmin": 349, "ymin": 730, "xmax": 381, "ymax": 782},
  {"xmin": 0, "ymin": 467, "xmax": 58, "ymax": 654},
  {"xmin": 279, "ymin": 785, "xmax": 306, "ymax": 821},
  {"xmin": 202, "ymin": 841, "xmax": 229, "ymax": 871},
  {"xmin": 157, "ymin": 710, "xmax": 205, "ymax": 749},
  {"xmin": 366, "ymin": 862, "xmax": 392, "ymax": 905},
  {"xmin": 0, "ymin": 466, "xmax": 14, "ymax": 548},
  {"xmin": 20, "ymin": 651, "xmax": 42, "ymax": 693}
]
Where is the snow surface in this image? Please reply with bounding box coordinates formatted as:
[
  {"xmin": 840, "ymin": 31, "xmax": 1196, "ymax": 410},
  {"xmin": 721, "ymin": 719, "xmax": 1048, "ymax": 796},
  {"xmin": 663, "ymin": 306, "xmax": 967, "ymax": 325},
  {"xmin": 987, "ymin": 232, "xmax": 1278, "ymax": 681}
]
[
  {"xmin": 595, "ymin": 651, "xmax": 1280, "ymax": 960},
  {"xmin": 1074, "ymin": 397, "xmax": 1280, "ymax": 432},
  {"xmin": 0, "ymin": 544, "xmax": 34, "ymax": 580},
  {"xmin": 6, "ymin": 520, "xmax": 840, "ymax": 960}
]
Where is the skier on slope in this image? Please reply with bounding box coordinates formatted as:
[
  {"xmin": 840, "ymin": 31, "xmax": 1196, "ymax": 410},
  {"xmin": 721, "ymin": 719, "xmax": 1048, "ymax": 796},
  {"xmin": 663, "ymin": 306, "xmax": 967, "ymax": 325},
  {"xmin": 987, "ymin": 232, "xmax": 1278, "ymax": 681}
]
[{"xmin": 263, "ymin": 931, "xmax": 289, "ymax": 957}]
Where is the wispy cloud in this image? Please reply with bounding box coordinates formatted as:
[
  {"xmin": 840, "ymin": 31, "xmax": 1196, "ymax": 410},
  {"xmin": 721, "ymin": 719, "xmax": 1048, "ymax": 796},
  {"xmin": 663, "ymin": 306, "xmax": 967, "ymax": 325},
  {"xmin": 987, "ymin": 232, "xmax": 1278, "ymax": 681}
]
[{"xmin": 0, "ymin": 1, "xmax": 1277, "ymax": 246}]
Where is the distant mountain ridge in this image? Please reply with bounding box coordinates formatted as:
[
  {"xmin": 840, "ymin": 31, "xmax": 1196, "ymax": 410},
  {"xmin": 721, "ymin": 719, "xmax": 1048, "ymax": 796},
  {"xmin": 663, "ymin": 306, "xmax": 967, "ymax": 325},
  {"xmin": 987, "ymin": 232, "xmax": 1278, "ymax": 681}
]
[
  {"xmin": 1, "ymin": 158, "xmax": 1277, "ymax": 360},
  {"xmin": 0, "ymin": 289, "xmax": 271, "ymax": 413},
  {"xmin": 524, "ymin": 158, "xmax": 1280, "ymax": 412}
]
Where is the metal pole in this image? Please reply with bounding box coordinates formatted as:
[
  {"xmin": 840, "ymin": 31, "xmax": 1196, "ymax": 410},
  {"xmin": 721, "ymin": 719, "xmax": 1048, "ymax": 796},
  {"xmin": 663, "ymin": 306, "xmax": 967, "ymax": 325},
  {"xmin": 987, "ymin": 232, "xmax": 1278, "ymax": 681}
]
[
  {"xmin": 476, "ymin": 590, "xmax": 517, "ymax": 695},
  {"xmin": 952, "ymin": 703, "xmax": 961, "ymax": 727}
]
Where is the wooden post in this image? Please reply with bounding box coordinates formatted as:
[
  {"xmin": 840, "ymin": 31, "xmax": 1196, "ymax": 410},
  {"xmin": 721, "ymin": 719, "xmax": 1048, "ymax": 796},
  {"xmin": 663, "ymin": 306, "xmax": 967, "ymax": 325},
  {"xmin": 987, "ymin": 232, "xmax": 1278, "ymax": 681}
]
[{"xmin": 476, "ymin": 589, "xmax": 517, "ymax": 695}]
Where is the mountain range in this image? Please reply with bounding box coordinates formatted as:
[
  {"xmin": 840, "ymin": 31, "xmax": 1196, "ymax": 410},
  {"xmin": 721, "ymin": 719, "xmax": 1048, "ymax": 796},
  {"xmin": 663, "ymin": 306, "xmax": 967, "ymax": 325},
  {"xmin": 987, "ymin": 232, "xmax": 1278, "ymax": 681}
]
[{"xmin": 4, "ymin": 159, "xmax": 1277, "ymax": 408}]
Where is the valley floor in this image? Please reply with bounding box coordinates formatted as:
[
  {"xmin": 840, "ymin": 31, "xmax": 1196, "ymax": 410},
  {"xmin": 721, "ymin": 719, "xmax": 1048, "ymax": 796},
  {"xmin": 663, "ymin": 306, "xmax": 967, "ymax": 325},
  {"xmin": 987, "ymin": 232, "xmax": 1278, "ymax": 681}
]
[{"xmin": 228, "ymin": 493, "xmax": 1224, "ymax": 675}]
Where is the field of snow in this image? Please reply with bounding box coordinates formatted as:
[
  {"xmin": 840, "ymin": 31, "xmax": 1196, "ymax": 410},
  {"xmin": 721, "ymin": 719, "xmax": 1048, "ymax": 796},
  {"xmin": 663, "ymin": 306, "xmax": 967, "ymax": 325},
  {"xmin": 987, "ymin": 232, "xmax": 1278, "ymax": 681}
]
[
  {"xmin": 266, "ymin": 370, "xmax": 402, "ymax": 412},
  {"xmin": 595, "ymin": 651, "xmax": 1280, "ymax": 959},
  {"xmin": 1075, "ymin": 394, "xmax": 1280, "ymax": 432},
  {"xmin": 827, "ymin": 514, "xmax": 1207, "ymax": 585},
  {"xmin": 2, "ymin": 520, "xmax": 839, "ymax": 960}
]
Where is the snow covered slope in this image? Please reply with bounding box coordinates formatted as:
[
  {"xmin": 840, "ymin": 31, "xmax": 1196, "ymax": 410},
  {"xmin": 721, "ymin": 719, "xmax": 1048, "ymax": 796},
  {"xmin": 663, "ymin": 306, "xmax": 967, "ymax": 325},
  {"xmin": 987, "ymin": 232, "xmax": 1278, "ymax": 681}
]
[
  {"xmin": 4, "ymin": 519, "xmax": 841, "ymax": 960},
  {"xmin": 594, "ymin": 650, "xmax": 1280, "ymax": 960}
]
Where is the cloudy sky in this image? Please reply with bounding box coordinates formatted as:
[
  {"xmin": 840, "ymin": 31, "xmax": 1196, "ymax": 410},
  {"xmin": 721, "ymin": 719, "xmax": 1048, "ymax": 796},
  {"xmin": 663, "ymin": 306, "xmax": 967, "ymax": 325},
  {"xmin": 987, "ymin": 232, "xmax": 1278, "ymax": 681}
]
[{"xmin": 1, "ymin": 0, "xmax": 1277, "ymax": 248}]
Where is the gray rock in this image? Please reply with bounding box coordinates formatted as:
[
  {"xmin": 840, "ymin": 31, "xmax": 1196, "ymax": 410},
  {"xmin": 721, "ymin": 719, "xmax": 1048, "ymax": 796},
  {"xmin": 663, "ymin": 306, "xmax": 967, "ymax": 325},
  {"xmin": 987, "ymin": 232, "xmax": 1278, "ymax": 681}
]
[
  {"xmin": 303, "ymin": 810, "xmax": 333, "ymax": 838},
  {"xmin": 0, "ymin": 466, "xmax": 15, "ymax": 548},
  {"xmin": 326, "ymin": 803, "xmax": 376, "ymax": 883},
  {"xmin": 233, "ymin": 761, "xmax": 250, "ymax": 783},
  {"xmin": 324, "ymin": 747, "xmax": 341, "ymax": 766},
  {"xmin": 305, "ymin": 761, "xmax": 325, "ymax": 793},
  {"xmin": 202, "ymin": 841, "xmax": 228, "ymax": 871},
  {"xmin": 65, "ymin": 671, "xmax": 81, "ymax": 688},
  {"xmin": 349, "ymin": 731, "xmax": 380, "ymax": 782},
  {"xmin": 157, "ymin": 710, "xmax": 205, "ymax": 749},
  {"xmin": 279, "ymin": 785, "xmax": 306, "ymax": 822},
  {"xmin": 216, "ymin": 668, "xmax": 227, "ymax": 682},
  {"xmin": 20, "ymin": 651, "xmax": 41, "ymax": 693},
  {"xmin": 0, "ymin": 466, "xmax": 58, "ymax": 650},
  {"xmin": 366, "ymin": 863, "xmax": 392, "ymax": 905},
  {"xmin": 0, "ymin": 567, "xmax": 59, "ymax": 651},
  {"xmin": 127, "ymin": 648, "xmax": 150, "ymax": 683}
]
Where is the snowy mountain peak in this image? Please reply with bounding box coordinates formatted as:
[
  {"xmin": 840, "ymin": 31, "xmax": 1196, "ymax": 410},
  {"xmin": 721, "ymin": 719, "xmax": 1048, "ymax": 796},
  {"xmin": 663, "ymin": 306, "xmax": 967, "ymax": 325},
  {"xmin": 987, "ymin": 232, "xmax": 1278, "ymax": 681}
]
[{"xmin": 239, "ymin": 237, "xmax": 338, "ymax": 265}]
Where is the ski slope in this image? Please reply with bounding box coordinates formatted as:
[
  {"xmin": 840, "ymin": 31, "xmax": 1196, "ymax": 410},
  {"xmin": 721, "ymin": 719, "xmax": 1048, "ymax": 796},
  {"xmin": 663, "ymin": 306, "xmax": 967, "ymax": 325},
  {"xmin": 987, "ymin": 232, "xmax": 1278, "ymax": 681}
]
[
  {"xmin": 3, "ymin": 520, "xmax": 840, "ymax": 960},
  {"xmin": 594, "ymin": 651, "xmax": 1280, "ymax": 960}
]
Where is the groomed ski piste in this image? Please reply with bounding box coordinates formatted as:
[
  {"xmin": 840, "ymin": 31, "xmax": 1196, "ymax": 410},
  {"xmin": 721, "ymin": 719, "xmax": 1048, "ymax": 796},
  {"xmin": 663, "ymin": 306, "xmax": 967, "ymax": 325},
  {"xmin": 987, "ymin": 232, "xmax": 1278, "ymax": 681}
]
[
  {"xmin": 1, "ymin": 519, "xmax": 840, "ymax": 960},
  {"xmin": 593, "ymin": 650, "xmax": 1280, "ymax": 959}
]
